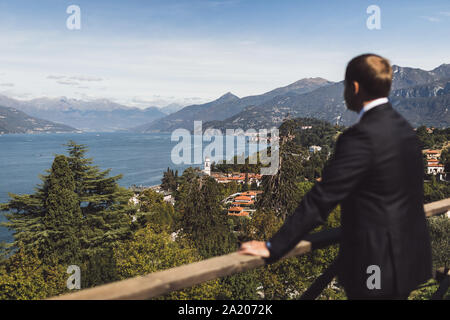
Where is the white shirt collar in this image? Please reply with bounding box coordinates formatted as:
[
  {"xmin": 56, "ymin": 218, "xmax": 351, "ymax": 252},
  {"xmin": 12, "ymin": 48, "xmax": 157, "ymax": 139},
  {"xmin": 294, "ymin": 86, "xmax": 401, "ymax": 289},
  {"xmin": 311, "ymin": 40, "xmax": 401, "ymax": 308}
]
[{"xmin": 357, "ymin": 97, "xmax": 389, "ymax": 122}]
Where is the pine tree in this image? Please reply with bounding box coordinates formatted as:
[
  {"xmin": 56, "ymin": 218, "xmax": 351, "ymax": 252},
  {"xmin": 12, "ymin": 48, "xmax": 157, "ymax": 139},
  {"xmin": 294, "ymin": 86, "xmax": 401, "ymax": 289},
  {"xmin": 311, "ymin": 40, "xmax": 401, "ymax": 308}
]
[
  {"xmin": 1, "ymin": 155, "xmax": 83, "ymax": 265},
  {"xmin": 63, "ymin": 141, "xmax": 134, "ymax": 286},
  {"xmin": 63, "ymin": 141, "xmax": 133, "ymax": 248},
  {"xmin": 1, "ymin": 179, "xmax": 48, "ymax": 255},
  {"xmin": 1, "ymin": 141, "xmax": 135, "ymax": 287}
]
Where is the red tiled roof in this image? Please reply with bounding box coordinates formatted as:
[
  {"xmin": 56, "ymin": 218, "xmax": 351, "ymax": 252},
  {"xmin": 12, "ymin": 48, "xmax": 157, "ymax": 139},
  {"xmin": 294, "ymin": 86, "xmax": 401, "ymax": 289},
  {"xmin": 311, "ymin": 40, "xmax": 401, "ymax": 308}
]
[
  {"xmin": 232, "ymin": 201, "xmax": 254, "ymax": 206},
  {"xmin": 240, "ymin": 192, "xmax": 256, "ymax": 196},
  {"xmin": 228, "ymin": 210, "xmax": 249, "ymax": 217},
  {"xmin": 428, "ymin": 164, "xmax": 444, "ymax": 167},
  {"xmin": 235, "ymin": 196, "xmax": 252, "ymax": 201}
]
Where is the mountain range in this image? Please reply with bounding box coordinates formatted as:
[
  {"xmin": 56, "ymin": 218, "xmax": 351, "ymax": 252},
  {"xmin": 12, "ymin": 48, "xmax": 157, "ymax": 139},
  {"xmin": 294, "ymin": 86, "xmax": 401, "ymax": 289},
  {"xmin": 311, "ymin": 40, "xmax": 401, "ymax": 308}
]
[
  {"xmin": 132, "ymin": 64, "xmax": 450, "ymax": 132},
  {"xmin": 133, "ymin": 77, "xmax": 333, "ymax": 132},
  {"xmin": 0, "ymin": 105, "xmax": 78, "ymax": 134},
  {"xmin": 0, "ymin": 95, "xmax": 170, "ymax": 132},
  {"xmin": 1, "ymin": 63, "xmax": 449, "ymax": 134}
]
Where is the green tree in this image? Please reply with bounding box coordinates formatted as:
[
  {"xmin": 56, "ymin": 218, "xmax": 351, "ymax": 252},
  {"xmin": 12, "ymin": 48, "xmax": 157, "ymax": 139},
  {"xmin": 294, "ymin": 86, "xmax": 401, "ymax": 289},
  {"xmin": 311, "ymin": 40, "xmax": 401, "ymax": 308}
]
[
  {"xmin": 114, "ymin": 226, "xmax": 222, "ymax": 299},
  {"xmin": 258, "ymin": 140, "xmax": 306, "ymax": 220},
  {"xmin": 0, "ymin": 242, "xmax": 7, "ymax": 262},
  {"xmin": 0, "ymin": 244, "xmax": 67, "ymax": 300},
  {"xmin": 161, "ymin": 167, "xmax": 178, "ymax": 192},
  {"xmin": 177, "ymin": 176, "xmax": 236, "ymax": 259},
  {"xmin": 175, "ymin": 170, "xmax": 260, "ymax": 298},
  {"xmin": 2, "ymin": 155, "xmax": 82, "ymax": 266},
  {"xmin": 245, "ymin": 180, "xmax": 345, "ymax": 300},
  {"xmin": 427, "ymin": 215, "xmax": 450, "ymax": 270},
  {"xmin": 441, "ymin": 147, "xmax": 450, "ymax": 173},
  {"xmin": 64, "ymin": 141, "xmax": 134, "ymax": 287},
  {"xmin": 42, "ymin": 155, "xmax": 82, "ymax": 265},
  {"xmin": 64, "ymin": 141, "xmax": 133, "ymax": 250},
  {"xmin": 135, "ymin": 188, "xmax": 177, "ymax": 232},
  {"xmin": 242, "ymin": 206, "xmax": 344, "ymax": 300},
  {"xmin": 1, "ymin": 141, "xmax": 136, "ymax": 289},
  {"xmin": 424, "ymin": 176, "xmax": 450, "ymax": 203}
]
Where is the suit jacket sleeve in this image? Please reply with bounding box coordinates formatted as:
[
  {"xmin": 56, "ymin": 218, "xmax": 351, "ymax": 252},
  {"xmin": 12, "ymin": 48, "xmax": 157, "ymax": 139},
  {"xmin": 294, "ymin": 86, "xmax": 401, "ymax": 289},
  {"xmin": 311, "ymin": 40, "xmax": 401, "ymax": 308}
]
[{"xmin": 266, "ymin": 126, "xmax": 373, "ymax": 263}]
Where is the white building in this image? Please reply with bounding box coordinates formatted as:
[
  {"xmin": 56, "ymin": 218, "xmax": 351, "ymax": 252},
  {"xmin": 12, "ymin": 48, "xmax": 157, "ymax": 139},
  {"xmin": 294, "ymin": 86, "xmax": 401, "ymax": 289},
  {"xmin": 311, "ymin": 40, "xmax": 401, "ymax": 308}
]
[
  {"xmin": 203, "ymin": 156, "xmax": 211, "ymax": 176},
  {"xmin": 129, "ymin": 194, "xmax": 139, "ymax": 205},
  {"xmin": 427, "ymin": 162, "xmax": 445, "ymax": 175},
  {"xmin": 309, "ymin": 145, "xmax": 322, "ymax": 153}
]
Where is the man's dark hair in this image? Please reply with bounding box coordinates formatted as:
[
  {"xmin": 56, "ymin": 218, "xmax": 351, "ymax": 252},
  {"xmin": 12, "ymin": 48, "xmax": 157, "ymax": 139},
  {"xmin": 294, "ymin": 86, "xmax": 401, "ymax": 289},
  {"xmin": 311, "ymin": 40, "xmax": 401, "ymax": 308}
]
[{"xmin": 345, "ymin": 54, "xmax": 393, "ymax": 99}]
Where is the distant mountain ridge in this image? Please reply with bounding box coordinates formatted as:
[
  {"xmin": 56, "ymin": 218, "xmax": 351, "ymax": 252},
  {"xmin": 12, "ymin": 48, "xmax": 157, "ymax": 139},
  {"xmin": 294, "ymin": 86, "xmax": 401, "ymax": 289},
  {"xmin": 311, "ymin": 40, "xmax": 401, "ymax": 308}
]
[
  {"xmin": 0, "ymin": 95, "xmax": 167, "ymax": 132},
  {"xmin": 160, "ymin": 103, "xmax": 185, "ymax": 115},
  {"xmin": 202, "ymin": 64, "xmax": 450, "ymax": 130},
  {"xmin": 0, "ymin": 105, "xmax": 78, "ymax": 134},
  {"xmin": 2, "ymin": 63, "xmax": 449, "ymax": 133},
  {"xmin": 133, "ymin": 77, "xmax": 333, "ymax": 132}
]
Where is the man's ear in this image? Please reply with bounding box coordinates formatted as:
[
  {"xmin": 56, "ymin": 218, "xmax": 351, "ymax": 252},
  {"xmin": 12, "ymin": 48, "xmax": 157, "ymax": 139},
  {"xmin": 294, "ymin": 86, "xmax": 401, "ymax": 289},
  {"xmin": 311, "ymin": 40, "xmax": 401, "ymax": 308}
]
[{"xmin": 353, "ymin": 81, "xmax": 360, "ymax": 95}]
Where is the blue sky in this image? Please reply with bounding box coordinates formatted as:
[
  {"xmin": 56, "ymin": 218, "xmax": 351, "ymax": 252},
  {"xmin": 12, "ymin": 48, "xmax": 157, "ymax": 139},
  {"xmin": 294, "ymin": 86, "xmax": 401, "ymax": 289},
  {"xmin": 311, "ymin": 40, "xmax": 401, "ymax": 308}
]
[{"xmin": 0, "ymin": 0, "xmax": 449, "ymax": 107}]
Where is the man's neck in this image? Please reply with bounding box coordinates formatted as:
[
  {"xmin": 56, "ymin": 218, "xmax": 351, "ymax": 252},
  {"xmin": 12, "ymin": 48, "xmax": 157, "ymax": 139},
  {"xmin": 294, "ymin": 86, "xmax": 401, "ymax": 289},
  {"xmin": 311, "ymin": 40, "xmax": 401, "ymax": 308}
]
[
  {"xmin": 355, "ymin": 100, "xmax": 372, "ymax": 114},
  {"xmin": 363, "ymin": 98, "xmax": 377, "ymax": 107},
  {"xmin": 356, "ymin": 97, "xmax": 389, "ymax": 122}
]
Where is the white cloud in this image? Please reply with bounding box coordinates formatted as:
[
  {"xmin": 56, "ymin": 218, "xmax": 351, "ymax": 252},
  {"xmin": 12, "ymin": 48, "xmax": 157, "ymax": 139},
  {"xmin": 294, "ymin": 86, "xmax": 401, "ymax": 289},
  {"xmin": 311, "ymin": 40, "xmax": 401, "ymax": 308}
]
[
  {"xmin": 47, "ymin": 75, "xmax": 66, "ymax": 80},
  {"xmin": 0, "ymin": 25, "xmax": 448, "ymax": 108},
  {"xmin": 0, "ymin": 30, "xmax": 346, "ymax": 106},
  {"xmin": 69, "ymin": 75, "xmax": 103, "ymax": 82},
  {"xmin": 0, "ymin": 83, "xmax": 14, "ymax": 87},
  {"xmin": 130, "ymin": 95, "xmax": 207, "ymax": 108},
  {"xmin": 48, "ymin": 74, "xmax": 103, "ymax": 83},
  {"xmin": 56, "ymin": 80, "xmax": 80, "ymax": 86}
]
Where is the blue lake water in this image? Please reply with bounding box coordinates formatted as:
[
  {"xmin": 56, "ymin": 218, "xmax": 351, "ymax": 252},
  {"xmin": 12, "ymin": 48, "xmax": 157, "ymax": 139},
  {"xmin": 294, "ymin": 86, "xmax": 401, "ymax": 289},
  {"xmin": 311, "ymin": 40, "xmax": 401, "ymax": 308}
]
[{"xmin": 0, "ymin": 132, "xmax": 265, "ymax": 243}]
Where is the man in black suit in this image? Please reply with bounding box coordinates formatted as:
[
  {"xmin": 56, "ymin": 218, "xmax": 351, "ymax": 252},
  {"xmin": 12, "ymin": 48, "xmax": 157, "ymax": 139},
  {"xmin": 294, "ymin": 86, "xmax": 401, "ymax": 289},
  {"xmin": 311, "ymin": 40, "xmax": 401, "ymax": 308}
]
[{"xmin": 239, "ymin": 54, "xmax": 432, "ymax": 299}]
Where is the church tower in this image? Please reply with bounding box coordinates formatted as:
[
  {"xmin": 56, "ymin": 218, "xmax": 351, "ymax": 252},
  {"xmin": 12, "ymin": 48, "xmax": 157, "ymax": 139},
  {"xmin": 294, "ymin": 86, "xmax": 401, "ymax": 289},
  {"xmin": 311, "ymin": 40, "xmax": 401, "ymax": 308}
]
[{"xmin": 203, "ymin": 157, "xmax": 211, "ymax": 176}]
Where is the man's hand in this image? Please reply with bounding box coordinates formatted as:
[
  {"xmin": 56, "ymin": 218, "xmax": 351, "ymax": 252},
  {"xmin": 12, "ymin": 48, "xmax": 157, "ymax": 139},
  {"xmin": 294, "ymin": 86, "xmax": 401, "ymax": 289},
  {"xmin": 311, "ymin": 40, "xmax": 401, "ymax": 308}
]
[{"xmin": 238, "ymin": 240, "xmax": 270, "ymax": 258}]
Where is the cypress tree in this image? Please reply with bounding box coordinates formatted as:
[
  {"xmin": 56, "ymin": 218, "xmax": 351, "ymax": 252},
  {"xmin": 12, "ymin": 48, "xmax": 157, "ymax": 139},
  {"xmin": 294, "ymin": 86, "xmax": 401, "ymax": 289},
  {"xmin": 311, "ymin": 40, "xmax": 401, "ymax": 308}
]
[
  {"xmin": 161, "ymin": 167, "xmax": 178, "ymax": 192},
  {"xmin": 42, "ymin": 155, "xmax": 82, "ymax": 265},
  {"xmin": 258, "ymin": 138, "xmax": 305, "ymax": 220}
]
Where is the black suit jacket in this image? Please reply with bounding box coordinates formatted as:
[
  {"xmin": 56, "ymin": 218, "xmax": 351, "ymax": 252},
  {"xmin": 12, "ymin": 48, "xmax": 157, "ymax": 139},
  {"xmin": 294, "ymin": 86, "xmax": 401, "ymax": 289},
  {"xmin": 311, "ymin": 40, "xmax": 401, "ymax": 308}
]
[{"xmin": 267, "ymin": 103, "xmax": 432, "ymax": 298}]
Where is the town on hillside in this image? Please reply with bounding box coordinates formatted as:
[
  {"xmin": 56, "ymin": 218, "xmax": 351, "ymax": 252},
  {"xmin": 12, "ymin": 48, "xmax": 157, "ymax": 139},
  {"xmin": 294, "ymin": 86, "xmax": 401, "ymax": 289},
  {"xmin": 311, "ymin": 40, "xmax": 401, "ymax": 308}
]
[{"xmin": 128, "ymin": 125, "xmax": 449, "ymax": 222}]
